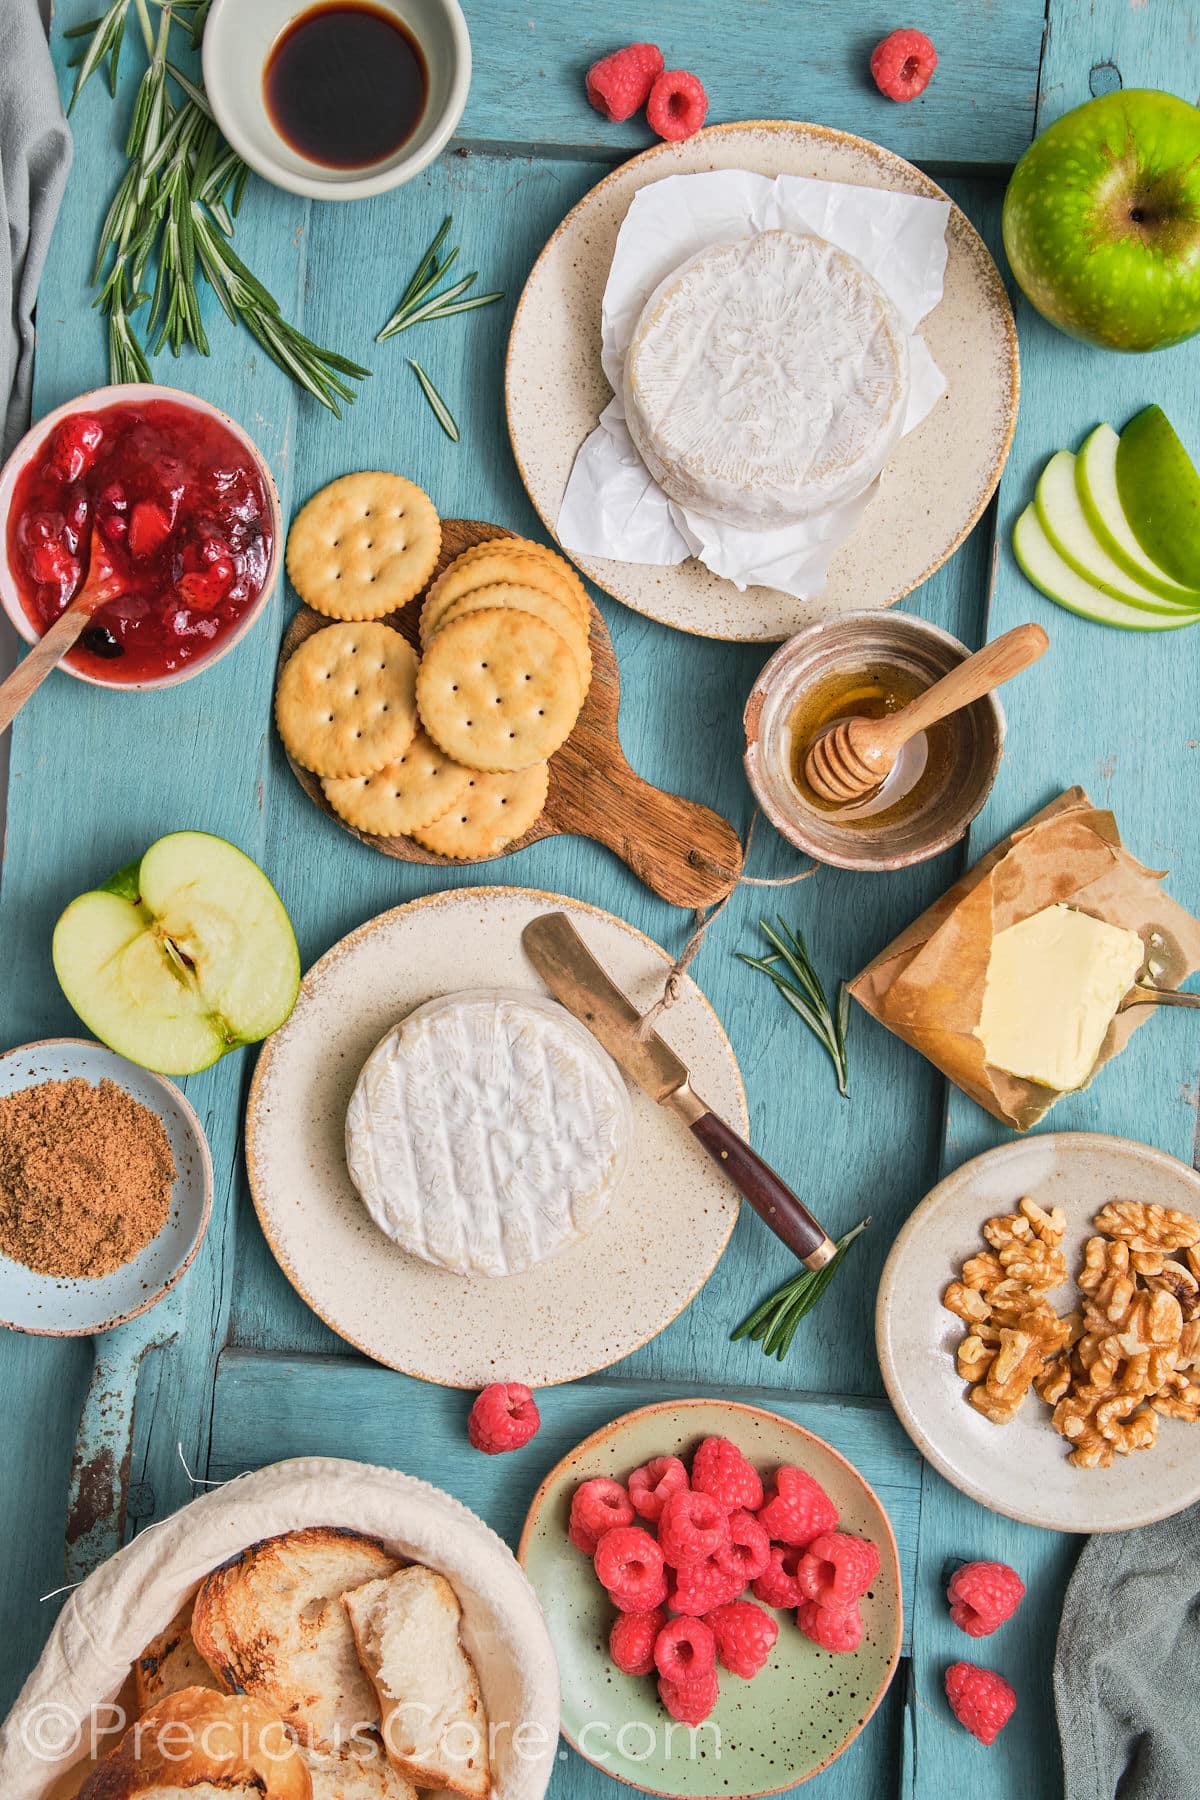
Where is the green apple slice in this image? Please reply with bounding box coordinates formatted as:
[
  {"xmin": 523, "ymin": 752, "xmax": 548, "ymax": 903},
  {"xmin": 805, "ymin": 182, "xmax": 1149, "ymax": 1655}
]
[
  {"xmin": 1076, "ymin": 425, "xmax": 1200, "ymax": 603},
  {"xmin": 1116, "ymin": 405, "xmax": 1200, "ymax": 588},
  {"xmin": 53, "ymin": 831, "xmax": 300, "ymax": 1075},
  {"xmin": 1013, "ymin": 505, "xmax": 1199, "ymax": 632},
  {"xmin": 1035, "ymin": 452, "xmax": 1198, "ymax": 614}
]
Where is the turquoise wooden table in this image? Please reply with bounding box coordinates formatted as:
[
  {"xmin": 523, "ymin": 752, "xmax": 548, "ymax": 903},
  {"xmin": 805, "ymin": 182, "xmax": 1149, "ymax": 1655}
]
[{"xmin": 3, "ymin": 3, "xmax": 1199, "ymax": 1795}]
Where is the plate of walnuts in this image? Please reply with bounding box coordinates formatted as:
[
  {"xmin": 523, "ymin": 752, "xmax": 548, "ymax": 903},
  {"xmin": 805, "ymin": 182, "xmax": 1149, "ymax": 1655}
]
[{"xmin": 876, "ymin": 1132, "xmax": 1200, "ymax": 1533}]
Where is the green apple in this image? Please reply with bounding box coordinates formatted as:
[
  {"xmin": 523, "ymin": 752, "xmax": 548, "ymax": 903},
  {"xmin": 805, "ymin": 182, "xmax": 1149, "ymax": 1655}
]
[
  {"xmin": 1035, "ymin": 450, "xmax": 1199, "ymax": 613},
  {"xmin": 1115, "ymin": 404, "xmax": 1200, "ymax": 587},
  {"xmin": 1012, "ymin": 505, "xmax": 1199, "ymax": 632},
  {"xmin": 53, "ymin": 831, "xmax": 300, "ymax": 1075},
  {"xmin": 1003, "ymin": 90, "xmax": 1200, "ymax": 352},
  {"xmin": 1076, "ymin": 424, "xmax": 1200, "ymax": 602}
]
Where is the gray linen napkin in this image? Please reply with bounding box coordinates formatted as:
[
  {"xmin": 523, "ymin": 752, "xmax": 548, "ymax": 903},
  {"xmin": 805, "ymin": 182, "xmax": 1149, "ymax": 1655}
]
[
  {"xmin": 1, "ymin": 0, "xmax": 72, "ymax": 456},
  {"xmin": 1054, "ymin": 1502, "xmax": 1200, "ymax": 1800}
]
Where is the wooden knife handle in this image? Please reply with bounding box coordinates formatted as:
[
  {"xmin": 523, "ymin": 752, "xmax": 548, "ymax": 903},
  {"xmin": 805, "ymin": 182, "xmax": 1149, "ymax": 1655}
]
[{"xmin": 689, "ymin": 1111, "xmax": 837, "ymax": 1269}]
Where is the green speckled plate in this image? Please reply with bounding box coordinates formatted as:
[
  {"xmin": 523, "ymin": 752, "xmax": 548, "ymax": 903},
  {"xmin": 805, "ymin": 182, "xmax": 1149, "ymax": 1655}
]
[{"xmin": 518, "ymin": 1398, "xmax": 902, "ymax": 1797}]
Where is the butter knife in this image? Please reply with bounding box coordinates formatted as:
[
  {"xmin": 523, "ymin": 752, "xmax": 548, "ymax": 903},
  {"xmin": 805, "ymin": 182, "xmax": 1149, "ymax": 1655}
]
[{"xmin": 522, "ymin": 912, "xmax": 838, "ymax": 1270}]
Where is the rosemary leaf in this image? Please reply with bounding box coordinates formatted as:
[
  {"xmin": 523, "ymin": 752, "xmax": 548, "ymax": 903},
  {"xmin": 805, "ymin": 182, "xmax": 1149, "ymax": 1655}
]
[
  {"xmin": 408, "ymin": 359, "xmax": 459, "ymax": 440},
  {"xmin": 732, "ymin": 1219, "xmax": 871, "ymax": 1361},
  {"xmin": 404, "ymin": 290, "xmax": 506, "ymax": 327},
  {"xmin": 67, "ymin": 0, "xmax": 131, "ymax": 113},
  {"xmin": 387, "ymin": 271, "xmax": 477, "ymax": 333},
  {"xmin": 737, "ymin": 916, "xmax": 850, "ymax": 1096}
]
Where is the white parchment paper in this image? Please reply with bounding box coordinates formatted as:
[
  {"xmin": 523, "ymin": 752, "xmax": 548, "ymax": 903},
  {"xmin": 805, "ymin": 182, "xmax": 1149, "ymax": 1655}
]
[{"xmin": 556, "ymin": 169, "xmax": 951, "ymax": 596}]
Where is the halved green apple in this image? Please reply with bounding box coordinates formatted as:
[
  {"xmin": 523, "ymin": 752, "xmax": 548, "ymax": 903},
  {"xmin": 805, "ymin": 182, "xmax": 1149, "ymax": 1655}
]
[
  {"xmin": 1115, "ymin": 405, "xmax": 1200, "ymax": 589},
  {"xmin": 1076, "ymin": 425, "xmax": 1200, "ymax": 603},
  {"xmin": 1013, "ymin": 506, "xmax": 1199, "ymax": 632},
  {"xmin": 53, "ymin": 832, "xmax": 300, "ymax": 1075},
  {"xmin": 1035, "ymin": 452, "xmax": 1199, "ymax": 615}
]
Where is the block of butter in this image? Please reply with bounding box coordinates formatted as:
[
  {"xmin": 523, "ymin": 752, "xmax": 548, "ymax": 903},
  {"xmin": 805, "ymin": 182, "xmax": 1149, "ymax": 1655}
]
[{"xmin": 976, "ymin": 903, "xmax": 1145, "ymax": 1092}]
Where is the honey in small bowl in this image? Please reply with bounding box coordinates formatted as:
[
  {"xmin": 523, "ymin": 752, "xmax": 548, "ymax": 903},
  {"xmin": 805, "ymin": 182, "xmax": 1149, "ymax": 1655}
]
[{"xmin": 789, "ymin": 661, "xmax": 957, "ymax": 826}]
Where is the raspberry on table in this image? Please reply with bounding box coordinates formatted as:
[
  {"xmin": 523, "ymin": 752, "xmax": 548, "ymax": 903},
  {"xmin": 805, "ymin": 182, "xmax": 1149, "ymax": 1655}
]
[
  {"xmin": 797, "ymin": 1598, "xmax": 863, "ymax": 1654},
  {"xmin": 758, "ymin": 1466, "xmax": 839, "ymax": 1547},
  {"xmin": 705, "ymin": 1599, "xmax": 779, "ymax": 1679},
  {"xmin": 595, "ymin": 1526, "xmax": 667, "ymax": 1610},
  {"xmin": 870, "ymin": 28, "xmax": 938, "ymax": 102},
  {"xmin": 691, "ymin": 1437, "xmax": 764, "ymax": 1513},
  {"xmin": 585, "ymin": 42, "xmax": 664, "ymax": 122},
  {"xmin": 751, "ymin": 1544, "xmax": 806, "ymax": 1610},
  {"xmin": 947, "ymin": 1561, "xmax": 1026, "ymax": 1637},
  {"xmin": 796, "ymin": 1532, "xmax": 881, "ymax": 1608},
  {"xmin": 658, "ymin": 1489, "xmax": 730, "ymax": 1567},
  {"xmin": 658, "ymin": 1667, "xmax": 720, "ymax": 1725},
  {"xmin": 467, "ymin": 1382, "xmax": 540, "ymax": 1454},
  {"xmin": 668, "ymin": 1555, "xmax": 746, "ymax": 1617},
  {"xmin": 646, "ymin": 69, "xmax": 708, "ymax": 143},
  {"xmin": 653, "ymin": 1615, "xmax": 718, "ymax": 1684},
  {"xmin": 944, "ymin": 1661, "xmax": 1017, "ymax": 1746},
  {"xmin": 713, "ymin": 1509, "xmax": 771, "ymax": 1585},
  {"xmin": 610, "ymin": 1606, "xmax": 668, "ymax": 1677},
  {"xmin": 571, "ymin": 1476, "xmax": 634, "ymax": 1548},
  {"xmin": 628, "ymin": 1454, "xmax": 689, "ymax": 1524}
]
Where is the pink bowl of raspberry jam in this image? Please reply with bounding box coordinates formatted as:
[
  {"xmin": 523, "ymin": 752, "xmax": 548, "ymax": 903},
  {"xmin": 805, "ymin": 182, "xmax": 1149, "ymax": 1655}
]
[{"xmin": 0, "ymin": 384, "xmax": 281, "ymax": 689}]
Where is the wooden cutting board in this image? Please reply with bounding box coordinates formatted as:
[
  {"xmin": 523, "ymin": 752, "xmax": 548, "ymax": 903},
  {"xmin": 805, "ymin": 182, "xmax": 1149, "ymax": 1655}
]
[{"xmin": 277, "ymin": 519, "xmax": 745, "ymax": 908}]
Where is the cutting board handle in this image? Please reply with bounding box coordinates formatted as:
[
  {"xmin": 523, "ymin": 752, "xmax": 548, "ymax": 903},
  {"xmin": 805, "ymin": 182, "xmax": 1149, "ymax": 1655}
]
[{"xmin": 559, "ymin": 754, "xmax": 744, "ymax": 910}]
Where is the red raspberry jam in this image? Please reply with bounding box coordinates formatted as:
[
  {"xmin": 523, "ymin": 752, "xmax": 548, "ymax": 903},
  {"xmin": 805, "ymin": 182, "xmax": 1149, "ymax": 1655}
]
[{"xmin": 7, "ymin": 398, "xmax": 273, "ymax": 683}]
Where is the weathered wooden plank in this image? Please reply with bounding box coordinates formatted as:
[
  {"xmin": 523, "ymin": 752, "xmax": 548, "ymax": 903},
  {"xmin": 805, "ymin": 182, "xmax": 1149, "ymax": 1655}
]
[
  {"xmin": 455, "ymin": 0, "xmax": 1046, "ymax": 169},
  {"xmin": 908, "ymin": 6, "xmax": 1200, "ymax": 1798}
]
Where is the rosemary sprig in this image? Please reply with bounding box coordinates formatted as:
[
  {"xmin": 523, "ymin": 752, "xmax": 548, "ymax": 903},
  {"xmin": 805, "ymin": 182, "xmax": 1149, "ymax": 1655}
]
[
  {"xmin": 408, "ymin": 359, "xmax": 459, "ymax": 441},
  {"xmin": 737, "ymin": 917, "xmax": 851, "ymax": 1097},
  {"xmin": 732, "ymin": 1219, "xmax": 871, "ymax": 1360},
  {"xmin": 69, "ymin": 0, "xmax": 368, "ymax": 413},
  {"xmin": 377, "ymin": 216, "xmax": 504, "ymax": 340}
]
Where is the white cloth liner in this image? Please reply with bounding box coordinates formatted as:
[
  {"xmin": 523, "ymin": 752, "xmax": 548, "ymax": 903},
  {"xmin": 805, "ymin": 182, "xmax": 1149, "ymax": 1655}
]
[
  {"xmin": 555, "ymin": 168, "xmax": 950, "ymax": 597},
  {"xmin": 0, "ymin": 1457, "xmax": 560, "ymax": 1799}
]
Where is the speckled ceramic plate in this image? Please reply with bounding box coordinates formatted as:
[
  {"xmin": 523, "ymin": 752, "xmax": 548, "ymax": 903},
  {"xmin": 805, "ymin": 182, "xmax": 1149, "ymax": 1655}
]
[
  {"xmin": 0, "ymin": 1038, "xmax": 212, "ymax": 1335},
  {"xmin": 245, "ymin": 889, "xmax": 744, "ymax": 1388},
  {"xmin": 518, "ymin": 1398, "xmax": 902, "ymax": 1797},
  {"xmin": 877, "ymin": 1133, "xmax": 1200, "ymax": 1534},
  {"xmin": 506, "ymin": 120, "xmax": 1018, "ymax": 643}
]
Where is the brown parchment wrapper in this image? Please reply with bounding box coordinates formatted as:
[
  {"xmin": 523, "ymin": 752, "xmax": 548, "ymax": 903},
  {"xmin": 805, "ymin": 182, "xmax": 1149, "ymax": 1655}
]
[{"xmin": 849, "ymin": 788, "xmax": 1200, "ymax": 1130}]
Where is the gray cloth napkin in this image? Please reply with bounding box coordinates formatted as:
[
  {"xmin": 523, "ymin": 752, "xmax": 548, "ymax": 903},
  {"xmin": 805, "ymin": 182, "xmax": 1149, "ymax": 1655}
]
[
  {"xmin": 1054, "ymin": 1502, "xmax": 1200, "ymax": 1800},
  {"xmin": 1, "ymin": 0, "xmax": 72, "ymax": 456}
]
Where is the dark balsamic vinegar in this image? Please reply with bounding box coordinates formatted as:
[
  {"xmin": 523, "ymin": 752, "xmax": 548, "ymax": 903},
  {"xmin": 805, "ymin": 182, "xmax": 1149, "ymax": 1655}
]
[{"xmin": 264, "ymin": 2, "xmax": 428, "ymax": 170}]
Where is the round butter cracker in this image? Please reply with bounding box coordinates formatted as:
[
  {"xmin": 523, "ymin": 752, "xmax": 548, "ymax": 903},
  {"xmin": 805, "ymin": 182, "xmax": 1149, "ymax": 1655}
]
[
  {"xmin": 410, "ymin": 764, "xmax": 550, "ymax": 859},
  {"xmin": 275, "ymin": 621, "xmax": 418, "ymax": 779},
  {"xmin": 287, "ymin": 472, "xmax": 441, "ymax": 620},
  {"xmin": 416, "ymin": 606, "xmax": 582, "ymax": 772},
  {"xmin": 421, "ymin": 540, "xmax": 588, "ymax": 644},
  {"xmin": 322, "ymin": 727, "xmax": 471, "ymax": 836},
  {"xmin": 434, "ymin": 582, "xmax": 592, "ymax": 694}
]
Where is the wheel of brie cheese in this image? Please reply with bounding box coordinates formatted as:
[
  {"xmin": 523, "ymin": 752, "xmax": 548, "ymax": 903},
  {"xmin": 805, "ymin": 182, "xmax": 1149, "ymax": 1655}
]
[
  {"xmin": 622, "ymin": 230, "xmax": 911, "ymax": 529},
  {"xmin": 345, "ymin": 989, "xmax": 633, "ymax": 1279}
]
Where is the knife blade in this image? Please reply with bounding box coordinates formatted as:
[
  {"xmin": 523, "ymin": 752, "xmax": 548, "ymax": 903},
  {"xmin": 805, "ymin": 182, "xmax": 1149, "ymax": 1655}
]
[{"xmin": 522, "ymin": 912, "xmax": 837, "ymax": 1270}]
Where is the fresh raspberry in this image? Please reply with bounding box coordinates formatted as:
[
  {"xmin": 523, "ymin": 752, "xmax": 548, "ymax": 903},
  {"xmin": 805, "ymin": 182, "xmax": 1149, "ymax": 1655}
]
[
  {"xmin": 691, "ymin": 1437, "xmax": 764, "ymax": 1513},
  {"xmin": 595, "ymin": 1526, "xmax": 667, "ymax": 1609},
  {"xmin": 658, "ymin": 1489, "xmax": 730, "ymax": 1567},
  {"xmin": 646, "ymin": 69, "xmax": 708, "ymax": 143},
  {"xmin": 658, "ymin": 1668, "xmax": 719, "ymax": 1725},
  {"xmin": 667, "ymin": 1556, "xmax": 746, "ymax": 1617},
  {"xmin": 751, "ymin": 1544, "xmax": 805, "ymax": 1609},
  {"xmin": 653, "ymin": 1616, "xmax": 718, "ymax": 1684},
  {"xmin": 944, "ymin": 1662, "xmax": 1017, "ymax": 1746},
  {"xmin": 796, "ymin": 1533, "xmax": 881, "ymax": 1608},
  {"xmin": 705, "ymin": 1600, "xmax": 778, "ymax": 1679},
  {"xmin": 610, "ymin": 1606, "xmax": 668, "ymax": 1677},
  {"xmin": 628, "ymin": 1455, "xmax": 689, "ymax": 1524},
  {"xmin": 467, "ymin": 1382, "xmax": 540, "ymax": 1454},
  {"xmin": 947, "ymin": 1562, "xmax": 1026, "ymax": 1638},
  {"xmin": 758, "ymin": 1467, "xmax": 838, "ymax": 1548},
  {"xmin": 869, "ymin": 28, "xmax": 938, "ymax": 102},
  {"xmin": 570, "ymin": 1477, "xmax": 634, "ymax": 1548},
  {"xmin": 797, "ymin": 1599, "xmax": 863, "ymax": 1654},
  {"xmin": 713, "ymin": 1509, "xmax": 771, "ymax": 1585},
  {"xmin": 585, "ymin": 42, "xmax": 664, "ymax": 122}
]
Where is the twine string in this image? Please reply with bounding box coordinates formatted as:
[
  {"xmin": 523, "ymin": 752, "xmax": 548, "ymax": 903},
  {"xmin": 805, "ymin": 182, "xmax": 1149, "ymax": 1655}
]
[{"xmin": 635, "ymin": 810, "xmax": 817, "ymax": 1039}]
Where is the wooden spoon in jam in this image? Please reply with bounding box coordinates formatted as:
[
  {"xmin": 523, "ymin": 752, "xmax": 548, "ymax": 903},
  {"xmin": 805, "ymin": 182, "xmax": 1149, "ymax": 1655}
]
[{"xmin": 0, "ymin": 536, "xmax": 126, "ymax": 736}]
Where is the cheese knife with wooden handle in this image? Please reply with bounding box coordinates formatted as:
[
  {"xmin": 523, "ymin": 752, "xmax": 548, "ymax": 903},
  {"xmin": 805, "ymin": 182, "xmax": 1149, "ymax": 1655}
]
[{"xmin": 522, "ymin": 911, "xmax": 838, "ymax": 1270}]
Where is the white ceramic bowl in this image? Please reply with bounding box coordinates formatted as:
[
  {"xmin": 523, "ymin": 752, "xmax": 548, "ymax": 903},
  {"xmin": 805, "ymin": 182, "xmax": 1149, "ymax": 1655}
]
[
  {"xmin": 202, "ymin": 0, "xmax": 471, "ymax": 201},
  {"xmin": 0, "ymin": 383, "xmax": 282, "ymax": 692}
]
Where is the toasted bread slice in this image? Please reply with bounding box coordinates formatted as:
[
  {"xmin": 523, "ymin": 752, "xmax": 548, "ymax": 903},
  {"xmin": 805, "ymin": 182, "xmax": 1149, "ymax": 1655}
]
[
  {"xmin": 191, "ymin": 1527, "xmax": 402, "ymax": 1754},
  {"xmin": 134, "ymin": 1598, "xmax": 221, "ymax": 1709},
  {"xmin": 343, "ymin": 1567, "xmax": 490, "ymax": 1800},
  {"xmin": 77, "ymin": 1686, "xmax": 311, "ymax": 1800},
  {"xmin": 302, "ymin": 1740, "xmax": 418, "ymax": 1799}
]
